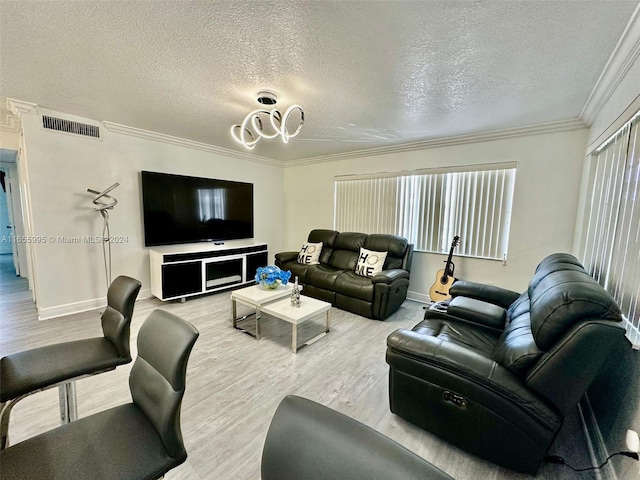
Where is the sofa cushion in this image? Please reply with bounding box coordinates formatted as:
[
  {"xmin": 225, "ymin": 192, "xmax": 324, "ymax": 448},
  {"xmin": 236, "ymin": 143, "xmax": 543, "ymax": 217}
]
[
  {"xmin": 411, "ymin": 318, "xmax": 498, "ymax": 357},
  {"xmin": 297, "ymin": 242, "xmax": 322, "ymax": 265},
  {"xmin": 328, "ymin": 233, "xmax": 367, "ymax": 270},
  {"xmin": 506, "ymin": 292, "xmax": 530, "ymax": 325},
  {"xmin": 283, "ymin": 262, "xmax": 312, "ymax": 284},
  {"xmin": 535, "ymin": 253, "xmax": 583, "ymax": 271},
  {"xmin": 308, "ymin": 230, "xmax": 338, "ymax": 265},
  {"xmin": 355, "ymin": 248, "xmax": 387, "ymax": 278},
  {"xmin": 492, "ymin": 313, "xmax": 543, "ymax": 377},
  {"xmin": 364, "ymin": 234, "xmax": 408, "ymax": 270},
  {"xmin": 334, "ymin": 271, "xmax": 375, "ymax": 302},
  {"xmin": 529, "ymin": 271, "xmax": 622, "ymax": 350},
  {"xmin": 528, "ymin": 262, "xmax": 589, "ymax": 292},
  {"xmin": 305, "ymin": 265, "xmax": 345, "ymax": 291}
]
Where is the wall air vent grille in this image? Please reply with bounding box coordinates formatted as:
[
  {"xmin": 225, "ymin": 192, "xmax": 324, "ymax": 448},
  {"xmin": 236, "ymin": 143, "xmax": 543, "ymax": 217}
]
[{"xmin": 42, "ymin": 115, "xmax": 100, "ymax": 138}]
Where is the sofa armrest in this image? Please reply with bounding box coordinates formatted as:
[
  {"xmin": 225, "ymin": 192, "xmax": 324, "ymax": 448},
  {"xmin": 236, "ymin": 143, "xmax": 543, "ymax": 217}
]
[
  {"xmin": 450, "ymin": 281, "xmax": 520, "ymax": 309},
  {"xmin": 274, "ymin": 251, "xmax": 298, "ymax": 264},
  {"xmin": 386, "ymin": 329, "xmax": 561, "ymax": 430},
  {"xmin": 372, "ymin": 269, "xmax": 410, "ymax": 284},
  {"xmin": 446, "ymin": 297, "xmax": 507, "ymax": 331}
]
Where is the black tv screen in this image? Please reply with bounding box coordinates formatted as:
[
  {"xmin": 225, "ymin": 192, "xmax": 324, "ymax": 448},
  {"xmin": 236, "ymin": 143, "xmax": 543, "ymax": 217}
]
[{"xmin": 141, "ymin": 171, "xmax": 254, "ymax": 247}]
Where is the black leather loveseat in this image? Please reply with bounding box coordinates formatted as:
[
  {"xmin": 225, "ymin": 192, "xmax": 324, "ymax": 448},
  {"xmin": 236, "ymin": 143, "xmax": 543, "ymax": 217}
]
[
  {"xmin": 275, "ymin": 229, "xmax": 413, "ymax": 320},
  {"xmin": 386, "ymin": 253, "xmax": 626, "ymax": 474}
]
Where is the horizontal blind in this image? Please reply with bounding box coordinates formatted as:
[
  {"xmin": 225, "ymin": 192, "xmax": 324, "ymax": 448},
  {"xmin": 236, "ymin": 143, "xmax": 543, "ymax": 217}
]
[{"xmin": 334, "ymin": 165, "xmax": 516, "ymax": 260}]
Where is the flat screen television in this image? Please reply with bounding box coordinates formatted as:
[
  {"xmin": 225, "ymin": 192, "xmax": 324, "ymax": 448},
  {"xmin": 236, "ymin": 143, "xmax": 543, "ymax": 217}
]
[{"xmin": 141, "ymin": 171, "xmax": 254, "ymax": 247}]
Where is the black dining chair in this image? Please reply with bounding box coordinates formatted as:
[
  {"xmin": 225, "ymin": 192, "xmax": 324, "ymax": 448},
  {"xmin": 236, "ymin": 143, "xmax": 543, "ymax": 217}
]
[
  {"xmin": 0, "ymin": 275, "xmax": 141, "ymax": 448},
  {"xmin": 261, "ymin": 395, "xmax": 454, "ymax": 480},
  {"xmin": 0, "ymin": 309, "xmax": 199, "ymax": 480}
]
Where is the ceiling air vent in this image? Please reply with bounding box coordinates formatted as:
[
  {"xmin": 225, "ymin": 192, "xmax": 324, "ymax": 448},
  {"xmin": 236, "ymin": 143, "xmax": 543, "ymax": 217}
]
[{"xmin": 42, "ymin": 115, "xmax": 100, "ymax": 138}]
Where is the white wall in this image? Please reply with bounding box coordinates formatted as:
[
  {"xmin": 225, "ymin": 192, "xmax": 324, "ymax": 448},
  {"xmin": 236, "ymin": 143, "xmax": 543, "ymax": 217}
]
[
  {"xmin": 283, "ymin": 128, "xmax": 589, "ymax": 299},
  {"xmin": 0, "ymin": 129, "xmax": 20, "ymax": 150},
  {"xmin": 586, "ymin": 52, "xmax": 640, "ymax": 150},
  {"xmin": 20, "ymin": 108, "xmax": 285, "ymax": 319}
]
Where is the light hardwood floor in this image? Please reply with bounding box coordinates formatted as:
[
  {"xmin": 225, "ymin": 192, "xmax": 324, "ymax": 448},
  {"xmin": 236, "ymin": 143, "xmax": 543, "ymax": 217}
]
[{"xmin": 0, "ymin": 254, "xmax": 596, "ymax": 479}]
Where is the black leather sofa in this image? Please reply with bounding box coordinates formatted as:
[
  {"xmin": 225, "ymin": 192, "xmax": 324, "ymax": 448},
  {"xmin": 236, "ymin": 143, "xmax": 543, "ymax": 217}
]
[
  {"xmin": 386, "ymin": 253, "xmax": 626, "ymax": 474},
  {"xmin": 275, "ymin": 229, "xmax": 413, "ymax": 320}
]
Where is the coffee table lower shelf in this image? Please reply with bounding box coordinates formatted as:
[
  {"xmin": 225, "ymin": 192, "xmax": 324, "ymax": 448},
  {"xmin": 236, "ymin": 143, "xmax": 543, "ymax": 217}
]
[
  {"xmin": 230, "ymin": 285, "xmax": 330, "ymax": 352},
  {"xmin": 260, "ymin": 297, "xmax": 331, "ymax": 353},
  {"xmin": 230, "ymin": 284, "xmax": 300, "ymax": 340}
]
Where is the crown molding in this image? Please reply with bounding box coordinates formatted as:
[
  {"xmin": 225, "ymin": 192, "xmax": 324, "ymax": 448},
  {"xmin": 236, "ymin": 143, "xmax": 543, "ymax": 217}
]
[
  {"xmin": 7, "ymin": 98, "xmax": 586, "ymax": 169},
  {"xmin": 581, "ymin": 4, "xmax": 640, "ymax": 126},
  {"xmin": 7, "ymin": 98, "xmax": 37, "ymax": 117},
  {"xmin": 102, "ymin": 121, "xmax": 284, "ymax": 167},
  {"xmin": 0, "ymin": 112, "xmax": 20, "ymax": 134},
  {"xmin": 284, "ymin": 118, "xmax": 586, "ymax": 167}
]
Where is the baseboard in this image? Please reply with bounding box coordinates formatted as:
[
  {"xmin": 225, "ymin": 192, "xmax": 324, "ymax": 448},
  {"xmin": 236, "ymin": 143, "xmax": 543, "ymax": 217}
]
[
  {"xmin": 37, "ymin": 288, "xmax": 152, "ymax": 321},
  {"xmin": 138, "ymin": 288, "xmax": 152, "ymax": 300},
  {"xmin": 407, "ymin": 290, "xmax": 431, "ymax": 304},
  {"xmin": 579, "ymin": 395, "xmax": 618, "ymax": 480}
]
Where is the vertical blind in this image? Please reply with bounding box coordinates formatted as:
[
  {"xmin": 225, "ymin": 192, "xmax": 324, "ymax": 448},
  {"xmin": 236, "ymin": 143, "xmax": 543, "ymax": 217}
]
[
  {"xmin": 334, "ymin": 165, "xmax": 516, "ymax": 260},
  {"xmin": 581, "ymin": 113, "xmax": 639, "ymax": 345}
]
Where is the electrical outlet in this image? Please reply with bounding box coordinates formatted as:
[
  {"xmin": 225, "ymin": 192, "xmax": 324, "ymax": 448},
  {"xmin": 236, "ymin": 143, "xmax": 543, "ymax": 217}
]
[
  {"xmin": 626, "ymin": 429, "xmax": 640, "ymax": 474},
  {"xmin": 627, "ymin": 429, "xmax": 639, "ymax": 454}
]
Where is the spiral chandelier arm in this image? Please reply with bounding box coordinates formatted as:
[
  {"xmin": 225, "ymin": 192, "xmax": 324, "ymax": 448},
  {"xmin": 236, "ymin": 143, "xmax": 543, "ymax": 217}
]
[
  {"xmin": 280, "ymin": 104, "xmax": 304, "ymax": 143},
  {"xmin": 230, "ymin": 93, "xmax": 304, "ymax": 150}
]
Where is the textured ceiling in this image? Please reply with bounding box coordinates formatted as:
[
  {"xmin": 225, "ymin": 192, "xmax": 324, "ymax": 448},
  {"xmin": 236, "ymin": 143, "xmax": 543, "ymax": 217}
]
[{"xmin": 0, "ymin": 1, "xmax": 638, "ymax": 161}]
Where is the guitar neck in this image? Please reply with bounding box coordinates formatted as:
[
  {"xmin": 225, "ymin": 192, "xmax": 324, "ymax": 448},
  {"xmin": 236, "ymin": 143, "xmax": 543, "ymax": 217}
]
[{"xmin": 443, "ymin": 249, "xmax": 455, "ymax": 276}]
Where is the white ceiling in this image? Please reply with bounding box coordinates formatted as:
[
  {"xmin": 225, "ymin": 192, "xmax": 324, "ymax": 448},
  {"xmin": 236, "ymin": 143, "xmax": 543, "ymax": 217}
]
[{"xmin": 1, "ymin": 1, "xmax": 638, "ymax": 162}]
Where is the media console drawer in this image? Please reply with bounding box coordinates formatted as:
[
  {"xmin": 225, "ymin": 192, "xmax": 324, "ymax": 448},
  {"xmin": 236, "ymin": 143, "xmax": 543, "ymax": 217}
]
[{"xmin": 150, "ymin": 241, "xmax": 268, "ymax": 301}]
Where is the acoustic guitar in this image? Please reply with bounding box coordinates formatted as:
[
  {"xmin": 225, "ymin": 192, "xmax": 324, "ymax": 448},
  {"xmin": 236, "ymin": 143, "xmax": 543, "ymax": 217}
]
[{"xmin": 429, "ymin": 236, "xmax": 460, "ymax": 302}]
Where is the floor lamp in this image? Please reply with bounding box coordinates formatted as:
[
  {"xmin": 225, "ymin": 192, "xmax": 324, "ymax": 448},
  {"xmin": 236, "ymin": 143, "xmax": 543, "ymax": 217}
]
[{"xmin": 87, "ymin": 183, "xmax": 119, "ymax": 287}]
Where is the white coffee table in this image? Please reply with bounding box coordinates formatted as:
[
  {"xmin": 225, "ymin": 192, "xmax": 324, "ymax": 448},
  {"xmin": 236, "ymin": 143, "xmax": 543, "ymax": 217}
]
[
  {"xmin": 230, "ymin": 283, "xmax": 302, "ymax": 339},
  {"xmin": 260, "ymin": 296, "xmax": 331, "ymax": 353}
]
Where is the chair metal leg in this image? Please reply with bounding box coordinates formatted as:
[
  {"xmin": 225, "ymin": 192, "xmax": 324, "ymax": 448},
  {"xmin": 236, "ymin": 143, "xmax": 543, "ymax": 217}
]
[
  {"xmin": 2, "ymin": 375, "xmax": 98, "ymax": 449},
  {"xmin": 1, "ymin": 401, "xmax": 13, "ymax": 449},
  {"xmin": 58, "ymin": 381, "xmax": 78, "ymax": 424},
  {"xmin": 1, "ymin": 396, "xmax": 24, "ymax": 450}
]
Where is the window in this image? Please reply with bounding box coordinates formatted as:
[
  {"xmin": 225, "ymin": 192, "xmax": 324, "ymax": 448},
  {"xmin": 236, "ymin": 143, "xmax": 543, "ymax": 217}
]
[
  {"xmin": 580, "ymin": 112, "xmax": 639, "ymax": 344},
  {"xmin": 198, "ymin": 188, "xmax": 227, "ymax": 221},
  {"xmin": 334, "ymin": 163, "xmax": 516, "ymax": 260}
]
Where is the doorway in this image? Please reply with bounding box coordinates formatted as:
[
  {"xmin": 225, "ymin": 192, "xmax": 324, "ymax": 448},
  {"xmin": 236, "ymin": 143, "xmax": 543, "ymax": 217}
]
[{"xmin": 0, "ymin": 149, "xmax": 24, "ymax": 277}]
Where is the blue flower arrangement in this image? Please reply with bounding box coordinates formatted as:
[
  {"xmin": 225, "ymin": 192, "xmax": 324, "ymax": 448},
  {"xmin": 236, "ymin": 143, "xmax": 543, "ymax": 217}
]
[{"xmin": 255, "ymin": 265, "xmax": 292, "ymax": 290}]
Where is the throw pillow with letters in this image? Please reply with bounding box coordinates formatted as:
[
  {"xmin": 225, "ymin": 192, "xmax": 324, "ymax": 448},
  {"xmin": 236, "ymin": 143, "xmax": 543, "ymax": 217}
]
[
  {"xmin": 355, "ymin": 247, "xmax": 387, "ymax": 278},
  {"xmin": 297, "ymin": 242, "xmax": 322, "ymax": 265}
]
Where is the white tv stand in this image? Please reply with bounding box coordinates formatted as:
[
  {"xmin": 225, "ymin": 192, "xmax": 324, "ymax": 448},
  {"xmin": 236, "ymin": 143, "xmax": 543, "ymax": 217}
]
[{"xmin": 149, "ymin": 240, "xmax": 268, "ymax": 301}]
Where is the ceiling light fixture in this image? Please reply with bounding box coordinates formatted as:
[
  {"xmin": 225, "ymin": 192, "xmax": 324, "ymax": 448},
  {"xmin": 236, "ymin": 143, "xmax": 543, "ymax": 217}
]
[{"xmin": 231, "ymin": 91, "xmax": 304, "ymax": 150}]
